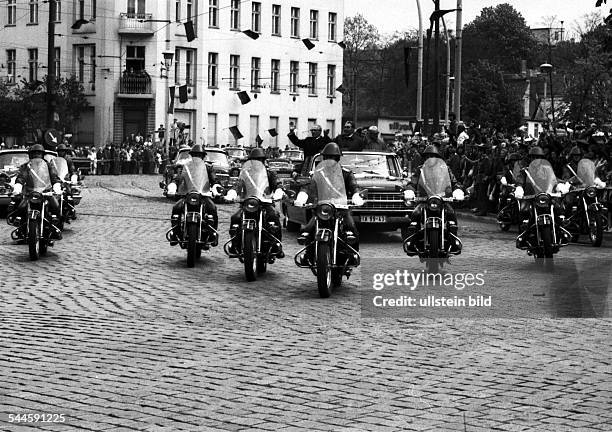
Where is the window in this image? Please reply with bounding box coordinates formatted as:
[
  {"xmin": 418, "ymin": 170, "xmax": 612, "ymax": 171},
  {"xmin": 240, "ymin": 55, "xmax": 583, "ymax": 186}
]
[
  {"xmin": 7, "ymin": 0, "xmax": 16, "ymax": 25},
  {"xmin": 251, "ymin": 57, "xmax": 260, "ymax": 91},
  {"xmin": 54, "ymin": 47, "xmax": 61, "ymax": 78},
  {"xmin": 207, "ymin": 113, "xmax": 217, "ymax": 146},
  {"xmin": 290, "ymin": 7, "xmax": 300, "ymax": 38},
  {"xmin": 309, "ymin": 10, "xmax": 318, "ymax": 39},
  {"xmin": 54, "ymin": 1, "xmax": 62, "ymax": 22},
  {"xmin": 230, "ymin": 54, "xmax": 240, "ymax": 90},
  {"xmin": 92, "ymin": 0, "xmax": 96, "ymax": 18},
  {"xmin": 327, "ymin": 65, "xmax": 336, "ymax": 97},
  {"xmin": 126, "ymin": 46, "xmax": 145, "ymax": 72},
  {"xmin": 209, "ymin": 0, "xmax": 218, "ymax": 27},
  {"xmin": 78, "ymin": 0, "xmax": 84, "ymax": 19},
  {"xmin": 77, "ymin": 46, "xmax": 85, "ymax": 82},
  {"xmin": 29, "ymin": 0, "xmax": 39, "ymax": 24},
  {"xmin": 175, "ymin": 0, "xmax": 181, "ymax": 22},
  {"xmin": 252, "ymin": 2, "xmax": 261, "ymax": 33},
  {"xmin": 230, "ymin": 0, "xmax": 240, "ymax": 30},
  {"xmin": 271, "ymin": 4, "xmax": 281, "ymax": 36},
  {"xmin": 326, "ymin": 120, "xmax": 336, "ymax": 137},
  {"xmin": 289, "ymin": 117, "xmax": 298, "ymax": 133},
  {"xmin": 269, "ymin": 117, "xmax": 279, "ymax": 147},
  {"xmin": 308, "ymin": 62, "xmax": 317, "ymax": 95},
  {"xmin": 186, "ymin": 0, "xmax": 193, "ymax": 21},
  {"xmin": 208, "ymin": 52, "xmax": 218, "ymax": 87},
  {"xmin": 328, "ymin": 12, "xmax": 337, "ymax": 42},
  {"xmin": 7, "ymin": 50, "xmax": 16, "ymax": 83},
  {"xmin": 174, "ymin": 49, "xmax": 180, "ymax": 82},
  {"xmin": 289, "ymin": 61, "xmax": 299, "ymax": 93},
  {"xmin": 90, "ymin": 45, "xmax": 96, "ymax": 83},
  {"xmin": 185, "ymin": 49, "xmax": 194, "ymax": 86},
  {"xmin": 127, "ymin": 0, "xmax": 145, "ymax": 16},
  {"xmin": 28, "ymin": 49, "xmax": 38, "ymax": 82},
  {"xmin": 250, "ymin": 115, "xmax": 259, "ymax": 146},
  {"xmin": 271, "ymin": 59, "xmax": 280, "ymax": 93},
  {"xmin": 229, "ymin": 114, "xmax": 239, "ymax": 145},
  {"xmin": 75, "ymin": 45, "xmax": 95, "ymax": 84}
]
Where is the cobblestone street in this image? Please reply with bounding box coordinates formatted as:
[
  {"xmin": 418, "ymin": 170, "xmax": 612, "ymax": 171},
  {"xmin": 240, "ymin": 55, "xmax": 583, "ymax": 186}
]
[{"xmin": 1, "ymin": 175, "xmax": 610, "ymax": 431}]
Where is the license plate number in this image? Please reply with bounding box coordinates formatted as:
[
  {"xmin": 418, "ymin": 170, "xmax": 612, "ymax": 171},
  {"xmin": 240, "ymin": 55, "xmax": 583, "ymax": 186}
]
[{"xmin": 360, "ymin": 215, "xmax": 386, "ymax": 223}]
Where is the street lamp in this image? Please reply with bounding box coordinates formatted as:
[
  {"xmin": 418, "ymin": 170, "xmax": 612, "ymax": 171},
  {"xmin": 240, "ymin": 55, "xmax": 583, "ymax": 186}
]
[
  {"xmin": 539, "ymin": 63, "xmax": 555, "ymax": 131},
  {"xmin": 162, "ymin": 50, "xmax": 174, "ymax": 158}
]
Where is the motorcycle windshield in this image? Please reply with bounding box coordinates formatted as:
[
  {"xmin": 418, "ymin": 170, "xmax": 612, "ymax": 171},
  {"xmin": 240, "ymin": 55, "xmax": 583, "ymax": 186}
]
[
  {"xmin": 419, "ymin": 158, "xmax": 452, "ymax": 196},
  {"xmin": 28, "ymin": 158, "xmax": 52, "ymax": 192},
  {"xmin": 576, "ymin": 159, "xmax": 596, "ymax": 187},
  {"xmin": 312, "ymin": 159, "xmax": 347, "ymax": 206},
  {"xmin": 238, "ymin": 160, "xmax": 270, "ymax": 200},
  {"xmin": 178, "ymin": 158, "xmax": 210, "ymax": 195},
  {"xmin": 526, "ymin": 159, "xmax": 557, "ymax": 194},
  {"xmin": 50, "ymin": 157, "xmax": 69, "ymax": 180}
]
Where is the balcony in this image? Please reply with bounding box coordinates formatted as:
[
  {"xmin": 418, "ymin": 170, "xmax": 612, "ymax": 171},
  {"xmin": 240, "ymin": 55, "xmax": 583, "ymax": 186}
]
[
  {"xmin": 118, "ymin": 13, "xmax": 154, "ymax": 35},
  {"xmin": 117, "ymin": 73, "xmax": 153, "ymax": 99}
]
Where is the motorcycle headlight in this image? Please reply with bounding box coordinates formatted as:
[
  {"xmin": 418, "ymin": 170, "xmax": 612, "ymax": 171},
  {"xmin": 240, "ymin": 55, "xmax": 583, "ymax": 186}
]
[
  {"xmin": 535, "ymin": 193, "xmax": 551, "ymax": 208},
  {"xmin": 186, "ymin": 192, "xmax": 201, "ymax": 206},
  {"xmin": 427, "ymin": 196, "xmax": 443, "ymax": 211},
  {"xmin": 29, "ymin": 191, "xmax": 43, "ymax": 204},
  {"xmin": 316, "ymin": 203, "xmax": 334, "ymax": 221},
  {"xmin": 243, "ymin": 197, "xmax": 260, "ymax": 213},
  {"xmin": 585, "ymin": 187, "xmax": 597, "ymax": 198}
]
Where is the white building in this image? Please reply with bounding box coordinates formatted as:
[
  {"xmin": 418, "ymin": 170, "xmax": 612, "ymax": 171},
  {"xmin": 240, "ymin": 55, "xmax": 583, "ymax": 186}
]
[{"xmin": 1, "ymin": 0, "xmax": 344, "ymax": 149}]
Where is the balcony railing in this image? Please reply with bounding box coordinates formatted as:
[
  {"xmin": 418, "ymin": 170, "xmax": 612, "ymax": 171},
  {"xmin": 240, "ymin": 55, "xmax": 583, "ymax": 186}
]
[
  {"xmin": 119, "ymin": 73, "xmax": 152, "ymax": 97},
  {"xmin": 118, "ymin": 12, "xmax": 154, "ymax": 34}
]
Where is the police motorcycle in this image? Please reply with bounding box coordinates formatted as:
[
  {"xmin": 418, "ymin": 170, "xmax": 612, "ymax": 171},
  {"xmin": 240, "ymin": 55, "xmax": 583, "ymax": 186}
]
[
  {"xmin": 293, "ymin": 159, "xmax": 364, "ymax": 298},
  {"xmin": 223, "ymin": 160, "xmax": 285, "ymax": 281},
  {"xmin": 402, "ymin": 158, "xmax": 465, "ymax": 273},
  {"xmin": 48, "ymin": 156, "xmax": 81, "ymax": 230},
  {"xmin": 514, "ymin": 159, "xmax": 572, "ymax": 258},
  {"xmin": 562, "ymin": 159, "xmax": 607, "ymax": 247},
  {"xmin": 8, "ymin": 159, "xmax": 63, "ymax": 260},
  {"xmin": 497, "ymin": 156, "xmax": 522, "ymax": 232},
  {"xmin": 165, "ymin": 159, "xmax": 221, "ymax": 267}
]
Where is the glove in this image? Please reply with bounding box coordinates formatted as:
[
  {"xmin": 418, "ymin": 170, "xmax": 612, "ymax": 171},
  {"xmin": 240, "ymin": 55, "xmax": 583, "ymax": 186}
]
[
  {"xmin": 272, "ymin": 188, "xmax": 284, "ymax": 201},
  {"xmin": 500, "ymin": 176, "xmax": 508, "ymax": 186},
  {"xmin": 226, "ymin": 189, "xmax": 238, "ymax": 202},
  {"xmin": 12, "ymin": 183, "xmax": 22, "ymax": 195},
  {"xmin": 53, "ymin": 183, "xmax": 62, "ymax": 195},
  {"xmin": 167, "ymin": 183, "xmax": 177, "ymax": 196},
  {"xmin": 71, "ymin": 174, "xmax": 78, "ymax": 183},
  {"xmin": 352, "ymin": 192, "xmax": 365, "ymax": 206},
  {"xmin": 514, "ymin": 186, "xmax": 524, "ymax": 199},
  {"xmin": 595, "ymin": 178, "xmax": 606, "ymax": 189},
  {"xmin": 555, "ymin": 182, "xmax": 570, "ymax": 194},
  {"xmin": 295, "ymin": 191, "xmax": 308, "ymax": 206},
  {"xmin": 212, "ymin": 184, "xmax": 223, "ymax": 197},
  {"xmin": 403, "ymin": 189, "xmax": 415, "ymax": 201},
  {"xmin": 452, "ymin": 189, "xmax": 465, "ymax": 201}
]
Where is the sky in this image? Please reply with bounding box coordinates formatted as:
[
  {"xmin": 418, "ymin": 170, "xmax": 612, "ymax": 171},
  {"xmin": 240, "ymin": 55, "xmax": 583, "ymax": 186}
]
[{"xmin": 344, "ymin": 0, "xmax": 604, "ymax": 38}]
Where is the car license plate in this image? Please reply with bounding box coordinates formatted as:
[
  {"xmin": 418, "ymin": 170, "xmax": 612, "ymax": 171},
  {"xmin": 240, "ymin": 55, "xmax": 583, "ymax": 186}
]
[{"xmin": 360, "ymin": 215, "xmax": 386, "ymax": 223}]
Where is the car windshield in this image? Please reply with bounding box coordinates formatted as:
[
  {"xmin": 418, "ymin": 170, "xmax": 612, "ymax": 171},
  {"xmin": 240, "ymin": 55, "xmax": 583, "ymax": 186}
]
[
  {"xmin": 206, "ymin": 151, "xmax": 229, "ymax": 168},
  {"xmin": 227, "ymin": 149, "xmax": 245, "ymax": 158},
  {"xmin": 283, "ymin": 151, "xmax": 303, "ymax": 160},
  {"xmin": 175, "ymin": 151, "xmax": 191, "ymax": 162},
  {"xmin": 0, "ymin": 153, "xmax": 29, "ymax": 170},
  {"xmin": 338, "ymin": 154, "xmax": 400, "ymax": 178}
]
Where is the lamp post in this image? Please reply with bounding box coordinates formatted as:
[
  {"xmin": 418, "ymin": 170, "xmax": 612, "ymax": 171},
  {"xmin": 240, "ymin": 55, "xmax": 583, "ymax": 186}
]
[
  {"xmin": 162, "ymin": 50, "xmax": 174, "ymax": 158},
  {"xmin": 540, "ymin": 63, "xmax": 555, "ymax": 130}
]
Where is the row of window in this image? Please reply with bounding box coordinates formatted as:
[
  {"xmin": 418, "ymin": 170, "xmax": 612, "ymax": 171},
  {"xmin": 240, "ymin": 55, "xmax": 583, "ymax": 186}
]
[
  {"xmin": 5, "ymin": 0, "xmax": 95, "ymax": 26},
  {"xmin": 5, "ymin": 46, "xmax": 95, "ymax": 84},
  {"xmin": 208, "ymin": 1, "xmax": 338, "ymax": 41}
]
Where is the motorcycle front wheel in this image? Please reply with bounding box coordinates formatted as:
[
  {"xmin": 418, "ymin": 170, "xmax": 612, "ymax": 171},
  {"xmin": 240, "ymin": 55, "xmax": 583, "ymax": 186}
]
[
  {"xmin": 243, "ymin": 231, "xmax": 257, "ymax": 281},
  {"xmin": 540, "ymin": 225, "xmax": 554, "ymax": 258},
  {"xmin": 28, "ymin": 218, "xmax": 40, "ymax": 261},
  {"xmin": 186, "ymin": 223, "xmax": 198, "ymax": 268},
  {"xmin": 316, "ymin": 242, "xmax": 333, "ymax": 298},
  {"xmin": 589, "ymin": 213, "xmax": 603, "ymax": 247}
]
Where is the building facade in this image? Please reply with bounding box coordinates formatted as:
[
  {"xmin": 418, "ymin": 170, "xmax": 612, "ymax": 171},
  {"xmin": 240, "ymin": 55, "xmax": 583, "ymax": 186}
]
[{"xmin": 1, "ymin": 0, "xmax": 344, "ymax": 149}]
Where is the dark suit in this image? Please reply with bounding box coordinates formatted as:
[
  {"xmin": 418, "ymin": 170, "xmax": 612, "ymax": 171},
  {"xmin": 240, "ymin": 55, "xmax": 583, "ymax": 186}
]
[{"xmin": 288, "ymin": 131, "xmax": 332, "ymax": 175}]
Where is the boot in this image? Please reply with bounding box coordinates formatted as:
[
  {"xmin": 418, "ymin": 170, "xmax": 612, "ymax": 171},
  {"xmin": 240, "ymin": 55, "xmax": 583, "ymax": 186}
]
[
  {"xmin": 228, "ymin": 224, "xmax": 240, "ymax": 255},
  {"xmin": 169, "ymin": 214, "xmax": 180, "ymax": 246}
]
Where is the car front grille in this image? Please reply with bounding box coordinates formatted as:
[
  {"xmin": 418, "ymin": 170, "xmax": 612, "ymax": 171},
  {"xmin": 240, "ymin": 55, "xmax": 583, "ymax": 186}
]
[{"xmin": 364, "ymin": 192, "xmax": 406, "ymax": 209}]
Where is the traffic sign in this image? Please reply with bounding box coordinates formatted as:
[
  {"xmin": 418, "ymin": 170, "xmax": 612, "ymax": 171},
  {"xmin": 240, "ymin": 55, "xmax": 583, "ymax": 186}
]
[{"xmin": 44, "ymin": 129, "xmax": 59, "ymax": 149}]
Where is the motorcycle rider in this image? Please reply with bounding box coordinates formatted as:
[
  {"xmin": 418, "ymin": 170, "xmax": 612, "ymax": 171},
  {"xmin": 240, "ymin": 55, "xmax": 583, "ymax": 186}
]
[
  {"xmin": 7, "ymin": 144, "xmax": 63, "ymax": 241},
  {"xmin": 561, "ymin": 146, "xmax": 583, "ymax": 183},
  {"xmin": 295, "ymin": 142, "xmax": 363, "ymax": 265},
  {"xmin": 167, "ymin": 144, "xmax": 222, "ymax": 246},
  {"xmin": 225, "ymin": 148, "xmax": 285, "ymax": 258},
  {"xmin": 403, "ymin": 145, "xmax": 464, "ymax": 251},
  {"xmin": 56, "ymin": 144, "xmax": 76, "ymax": 177}
]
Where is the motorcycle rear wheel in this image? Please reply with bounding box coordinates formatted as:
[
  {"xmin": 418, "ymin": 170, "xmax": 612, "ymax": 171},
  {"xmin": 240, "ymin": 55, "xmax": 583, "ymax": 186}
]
[
  {"xmin": 243, "ymin": 231, "xmax": 257, "ymax": 281},
  {"xmin": 28, "ymin": 219, "xmax": 40, "ymax": 261},
  {"xmin": 316, "ymin": 243, "xmax": 332, "ymax": 298},
  {"xmin": 186, "ymin": 223, "xmax": 198, "ymax": 268}
]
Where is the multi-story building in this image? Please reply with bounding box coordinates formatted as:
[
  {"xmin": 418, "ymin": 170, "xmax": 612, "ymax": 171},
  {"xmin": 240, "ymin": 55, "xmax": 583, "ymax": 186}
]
[{"xmin": 1, "ymin": 0, "xmax": 344, "ymax": 149}]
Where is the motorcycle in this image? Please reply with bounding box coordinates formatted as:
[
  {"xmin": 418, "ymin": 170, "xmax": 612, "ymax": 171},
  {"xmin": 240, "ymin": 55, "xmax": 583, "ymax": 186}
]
[
  {"xmin": 223, "ymin": 160, "xmax": 284, "ymax": 281},
  {"xmin": 165, "ymin": 159, "xmax": 220, "ymax": 267},
  {"xmin": 562, "ymin": 159, "xmax": 608, "ymax": 247},
  {"xmin": 496, "ymin": 180, "xmax": 520, "ymax": 232},
  {"xmin": 293, "ymin": 159, "xmax": 363, "ymax": 298},
  {"xmin": 515, "ymin": 159, "xmax": 572, "ymax": 259},
  {"xmin": 49, "ymin": 156, "xmax": 81, "ymax": 230},
  {"xmin": 402, "ymin": 158, "xmax": 464, "ymax": 273}
]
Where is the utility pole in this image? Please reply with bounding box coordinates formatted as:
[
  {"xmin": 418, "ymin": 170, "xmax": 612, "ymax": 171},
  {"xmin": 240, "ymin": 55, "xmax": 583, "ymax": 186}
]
[
  {"xmin": 453, "ymin": 0, "xmax": 463, "ymax": 123},
  {"xmin": 46, "ymin": 0, "xmax": 57, "ymax": 130},
  {"xmin": 164, "ymin": 0, "xmax": 172, "ymax": 157},
  {"xmin": 352, "ymin": 70, "xmax": 358, "ymax": 125},
  {"xmin": 433, "ymin": 0, "xmax": 440, "ymax": 133},
  {"xmin": 416, "ymin": 0, "xmax": 423, "ymax": 123}
]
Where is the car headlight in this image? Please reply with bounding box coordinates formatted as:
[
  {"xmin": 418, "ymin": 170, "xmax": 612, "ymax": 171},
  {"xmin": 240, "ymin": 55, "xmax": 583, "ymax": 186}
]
[
  {"xmin": 427, "ymin": 196, "xmax": 443, "ymax": 211},
  {"xmin": 535, "ymin": 193, "xmax": 550, "ymax": 208},
  {"xmin": 316, "ymin": 203, "xmax": 334, "ymax": 221},
  {"xmin": 243, "ymin": 197, "xmax": 260, "ymax": 213},
  {"xmin": 585, "ymin": 187, "xmax": 597, "ymax": 198}
]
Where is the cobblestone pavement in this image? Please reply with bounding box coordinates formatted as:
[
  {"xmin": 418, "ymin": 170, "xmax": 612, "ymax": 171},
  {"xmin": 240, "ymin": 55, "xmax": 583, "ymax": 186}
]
[{"xmin": 0, "ymin": 175, "xmax": 610, "ymax": 431}]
